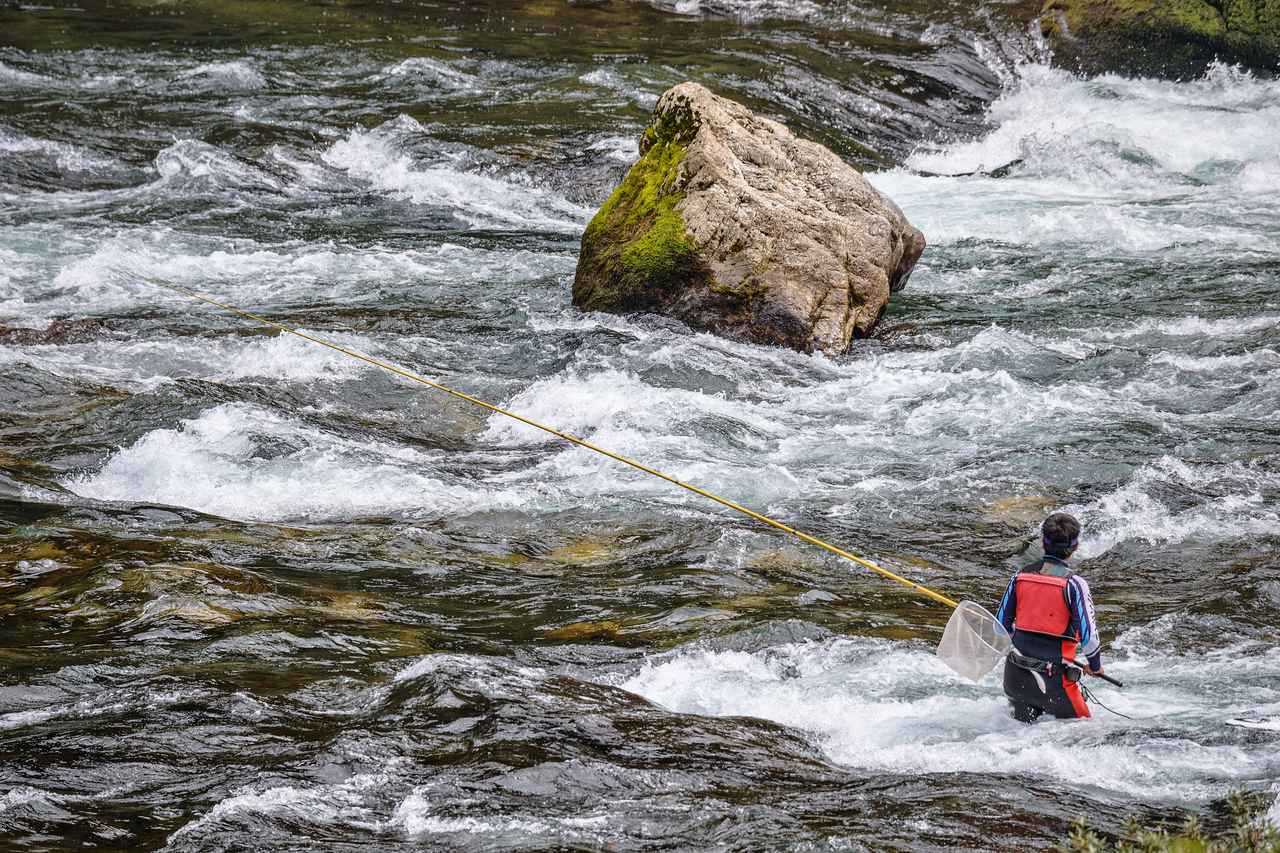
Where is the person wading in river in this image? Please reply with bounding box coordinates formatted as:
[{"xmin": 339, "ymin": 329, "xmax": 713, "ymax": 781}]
[{"xmin": 995, "ymin": 512, "xmax": 1103, "ymax": 722}]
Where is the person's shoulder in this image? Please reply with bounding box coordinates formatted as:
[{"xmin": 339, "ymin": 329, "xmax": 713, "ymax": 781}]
[{"xmin": 1017, "ymin": 556, "xmax": 1043, "ymax": 574}]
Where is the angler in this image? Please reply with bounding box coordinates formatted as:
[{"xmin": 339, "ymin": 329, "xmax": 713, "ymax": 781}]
[{"xmin": 995, "ymin": 512, "xmax": 1104, "ymax": 722}]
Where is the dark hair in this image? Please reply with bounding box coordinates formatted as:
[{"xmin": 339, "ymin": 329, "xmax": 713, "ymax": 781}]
[{"xmin": 1042, "ymin": 512, "xmax": 1081, "ymax": 558}]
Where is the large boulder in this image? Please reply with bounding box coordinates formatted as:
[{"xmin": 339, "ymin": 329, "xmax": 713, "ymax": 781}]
[
  {"xmin": 571, "ymin": 82, "xmax": 925, "ymax": 355},
  {"xmin": 1040, "ymin": 0, "xmax": 1280, "ymax": 77}
]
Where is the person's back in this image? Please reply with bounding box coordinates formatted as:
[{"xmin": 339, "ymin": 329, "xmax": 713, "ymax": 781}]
[{"xmin": 995, "ymin": 512, "xmax": 1104, "ymax": 722}]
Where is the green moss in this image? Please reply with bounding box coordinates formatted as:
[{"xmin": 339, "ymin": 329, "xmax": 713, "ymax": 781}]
[
  {"xmin": 1043, "ymin": 0, "xmax": 1226, "ymax": 38},
  {"xmin": 575, "ymin": 133, "xmax": 701, "ymax": 309},
  {"xmin": 618, "ymin": 195, "xmax": 693, "ymax": 285},
  {"xmin": 587, "ymin": 136, "xmax": 686, "ymax": 235},
  {"xmin": 1039, "ymin": 0, "xmax": 1280, "ymax": 74},
  {"xmin": 1223, "ymin": 0, "xmax": 1280, "ymax": 41},
  {"xmin": 1042, "ymin": 0, "xmax": 1280, "ymax": 43}
]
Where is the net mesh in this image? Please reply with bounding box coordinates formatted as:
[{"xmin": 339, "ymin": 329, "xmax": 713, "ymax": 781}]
[{"xmin": 936, "ymin": 601, "xmax": 1012, "ymax": 682}]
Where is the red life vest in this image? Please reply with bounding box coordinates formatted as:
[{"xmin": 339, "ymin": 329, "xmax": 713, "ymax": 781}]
[{"xmin": 1014, "ymin": 572, "xmax": 1079, "ymax": 660}]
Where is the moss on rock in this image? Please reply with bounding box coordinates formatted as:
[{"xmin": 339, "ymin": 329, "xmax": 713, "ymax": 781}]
[
  {"xmin": 573, "ymin": 129, "xmax": 704, "ymax": 311},
  {"xmin": 1041, "ymin": 0, "xmax": 1280, "ymax": 76}
]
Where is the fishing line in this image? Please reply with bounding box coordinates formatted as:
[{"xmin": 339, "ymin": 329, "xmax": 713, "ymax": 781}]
[
  {"xmin": 1083, "ymin": 684, "xmax": 1137, "ymax": 720},
  {"xmin": 150, "ymin": 282, "xmax": 960, "ymax": 609}
]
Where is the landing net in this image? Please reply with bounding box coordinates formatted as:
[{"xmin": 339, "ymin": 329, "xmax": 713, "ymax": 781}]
[{"xmin": 937, "ymin": 601, "xmax": 1011, "ymax": 682}]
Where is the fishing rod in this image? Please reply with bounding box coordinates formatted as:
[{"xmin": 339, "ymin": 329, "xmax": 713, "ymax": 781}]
[{"xmin": 1075, "ymin": 659, "xmax": 1123, "ymax": 688}]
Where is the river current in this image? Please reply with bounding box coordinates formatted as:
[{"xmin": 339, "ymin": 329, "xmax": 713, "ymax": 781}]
[{"xmin": 1, "ymin": 1, "xmax": 1278, "ymax": 850}]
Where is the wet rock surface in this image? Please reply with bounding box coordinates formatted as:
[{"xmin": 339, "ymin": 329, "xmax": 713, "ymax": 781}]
[{"xmin": 572, "ymin": 83, "xmax": 926, "ymax": 355}]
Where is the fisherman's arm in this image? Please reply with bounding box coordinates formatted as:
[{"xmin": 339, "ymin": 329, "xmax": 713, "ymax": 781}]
[
  {"xmin": 1068, "ymin": 575, "xmax": 1103, "ymax": 673},
  {"xmin": 995, "ymin": 574, "xmax": 1018, "ymax": 634}
]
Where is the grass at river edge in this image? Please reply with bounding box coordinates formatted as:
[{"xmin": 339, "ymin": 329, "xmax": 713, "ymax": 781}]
[{"xmin": 1063, "ymin": 791, "xmax": 1280, "ymax": 853}]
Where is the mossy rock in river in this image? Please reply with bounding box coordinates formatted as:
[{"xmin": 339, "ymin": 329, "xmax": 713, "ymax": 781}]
[
  {"xmin": 1040, "ymin": 0, "xmax": 1280, "ymax": 77},
  {"xmin": 572, "ymin": 82, "xmax": 925, "ymax": 355}
]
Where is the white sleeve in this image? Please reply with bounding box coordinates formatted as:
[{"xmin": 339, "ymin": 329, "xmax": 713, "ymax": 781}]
[{"xmin": 1070, "ymin": 575, "xmax": 1102, "ymax": 659}]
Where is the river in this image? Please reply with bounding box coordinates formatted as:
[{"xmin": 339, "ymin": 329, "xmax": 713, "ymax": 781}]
[{"xmin": 1, "ymin": 1, "xmax": 1278, "ymax": 849}]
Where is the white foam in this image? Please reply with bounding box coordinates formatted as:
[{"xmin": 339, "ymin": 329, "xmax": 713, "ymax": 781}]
[
  {"xmin": 64, "ymin": 403, "xmax": 512, "ymax": 521},
  {"xmin": 869, "ymin": 61, "xmax": 1280, "ymax": 254},
  {"xmin": 0, "ymin": 689, "xmax": 196, "ymax": 732},
  {"xmin": 1063, "ymin": 457, "xmax": 1280, "ymax": 558},
  {"xmin": 0, "ymin": 328, "xmax": 375, "ymax": 390},
  {"xmin": 321, "ymin": 116, "xmax": 589, "ymax": 232},
  {"xmin": 905, "ymin": 63, "xmax": 1280, "ymax": 181},
  {"xmin": 1150, "ymin": 349, "xmax": 1280, "ymax": 373},
  {"xmin": 0, "ymin": 786, "xmax": 65, "ymax": 812},
  {"xmin": 578, "ymin": 68, "xmax": 660, "ymax": 109},
  {"xmin": 1091, "ymin": 314, "xmax": 1280, "ymax": 342},
  {"xmin": 0, "ymin": 60, "xmax": 55, "ymax": 88},
  {"xmin": 389, "ymin": 788, "xmax": 609, "ymax": 839},
  {"xmin": 167, "ymin": 773, "xmax": 385, "ymax": 844},
  {"xmin": 380, "ymin": 57, "xmax": 477, "ymax": 91},
  {"xmin": 176, "ymin": 60, "xmax": 266, "ymax": 91},
  {"xmin": 587, "ymin": 135, "xmax": 640, "ymax": 164},
  {"xmin": 641, "ymin": 0, "xmax": 823, "ymax": 22},
  {"xmin": 0, "ymin": 129, "xmax": 122, "ymax": 175},
  {"xmin": 1234, "ymin": 156, "xmax": 1280, "ymax": 194},
  {"xmin": 616, "ymin": 631, "xmax": 1280, "ymax": 801},
  {"xmin": 0, "ymin": 227, "xmax": 573, "ymax": 322},
  {"xmin": 154, "ymin": 139, "xmax": 279, "ymax": 191}
]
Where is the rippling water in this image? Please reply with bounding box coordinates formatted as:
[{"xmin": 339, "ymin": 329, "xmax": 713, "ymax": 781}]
[{"xmin": 2, "ymin": 1, "xmax": 1278, "ymax": 849}]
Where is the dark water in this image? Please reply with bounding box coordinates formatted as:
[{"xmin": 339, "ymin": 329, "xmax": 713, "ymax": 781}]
[{"xmin": 2, "ymin": 1, "xmax": 1279, "ymax": 850}]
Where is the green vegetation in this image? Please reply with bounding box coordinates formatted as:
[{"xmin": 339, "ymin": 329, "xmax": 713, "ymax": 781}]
[
  {"xmin": 1062, "ymin": 791, "xmax": 1280, "ymax": 853},
  {"xmin": 574, "ymin": 126, "xmax": 702, "ymax": 309},
  {"xmin": 617, "ymin": 185, "xmax": 694, "ymax": 289},
  {"xmin": 1040, "ymin": 0, "xmax": 1280, "ymax": 74},
  {"xmin": 1041, "ymin": 0, "xmax": 1224, "ymax": 39}
]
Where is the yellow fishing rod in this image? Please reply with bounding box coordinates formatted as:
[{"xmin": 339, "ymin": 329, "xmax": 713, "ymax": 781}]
[{"xmin": 155, "ymin": 282, "xmax": 959, "ymax": 610}]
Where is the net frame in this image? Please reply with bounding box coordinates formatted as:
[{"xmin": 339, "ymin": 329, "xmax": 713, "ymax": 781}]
[{"xmin": 936, "ymin": 600, "xmax": 1012, "ymax": 683}]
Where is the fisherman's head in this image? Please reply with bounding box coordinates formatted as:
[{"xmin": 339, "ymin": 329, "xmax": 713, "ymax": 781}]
[{"xmin": 1041, "ymin": 512, "xmax": 1080, "ymax": 559}]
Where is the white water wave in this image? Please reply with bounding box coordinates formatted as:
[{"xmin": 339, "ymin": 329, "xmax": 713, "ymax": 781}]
[
  {"xmin": 0, "ymin": 128, "xmax": 124, "ymax": 175},
  {"xmin": 0, "ymin": 227, "xmax": 572, "ymax": 321},
  {"xmin": 0, "ymin": 59, "xmax": 56, "ymax": 88},
  {"xmin": 0, "ymin": 786, "xmax": 66, "ymax": 813},
  {"xmin": 379, "ymin": 56, "xmax": 478, "ymax": 90},
  {"xmin": 166, "ymin": 773, "xmax": 386, "ymax": 846},
  {"xmin": 390, "ymin": 790, "xmax": 609, "ymax": 841},
  {"xmin": 175, "ymin": 59, "xmax": 267, "ymax": 91},
  {"xmin": 322, "ymin": 116, "xmax": 589, "ymax": 232},
  {"xmin": 0, "ymin": 329, "xmax": 374, "ymax": 390},
  {"xmin": 1089, "ymin": 313, "xmax": 1280, "ymax": 342},
  {"xmin": 905, "ymin": 62, "xmax": 1280, "ymax": 182},
  {"xmin": 1064, "ymin": 457, "xmax": 1280, "ymax": 558},
  {"xmin": 616, "ymin": 630, "xmax": 1280, "ymax": 802},
  {"xmin": 579, "ymin": 68, "xmax": 660, "ymax": 110},
  {"xmin": 64, "ymin": 403, "xmax": 531, "ymax": 522},
  {"xmin": 870, "ymin": 61, "xmax": 1280, "ymax": 253},
  {"xmin": 0, "ymin": 689, "xmax": 201, "ymax": 733},
  {"xmin": 154, "ymin": 139, "xmax": 282, "ymax": 191},
  {"xmin": 586, "ymin": 134, "xmax": 641, "ymax": 164},
  {"xmin": 1150, "ymin": 349, "xmax": 1280, "ymax": 373}
]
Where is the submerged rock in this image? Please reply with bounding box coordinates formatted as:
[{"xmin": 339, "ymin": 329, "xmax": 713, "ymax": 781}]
[
  {"xmin": 0, "ymin": 319, "xmax": 109, "ymax": 346},
  {"xmin": 1040, "ymin": 0, "xmax": 1280, "ymax": 77},
  {"xmin": 572, "ymin": 82, "xmax": 925, "ymax": 355}
]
